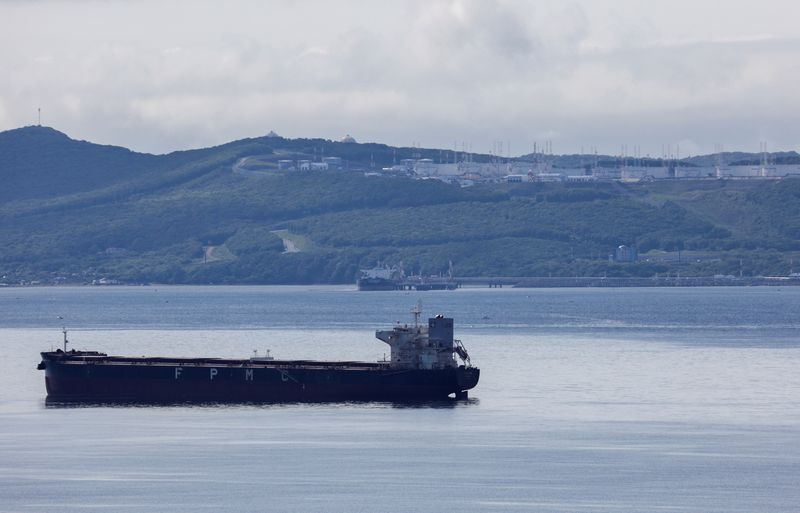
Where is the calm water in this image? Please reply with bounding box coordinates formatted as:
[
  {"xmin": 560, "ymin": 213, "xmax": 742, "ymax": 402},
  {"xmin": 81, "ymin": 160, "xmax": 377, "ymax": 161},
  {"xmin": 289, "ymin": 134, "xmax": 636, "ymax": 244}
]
[{"xmin": 1, "ymin": 286, "xmax": 799, "ymax": 512}]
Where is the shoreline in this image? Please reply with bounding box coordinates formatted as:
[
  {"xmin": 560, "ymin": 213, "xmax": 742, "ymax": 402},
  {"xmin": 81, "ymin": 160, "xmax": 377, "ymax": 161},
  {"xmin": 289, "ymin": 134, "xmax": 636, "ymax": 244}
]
[{"xmin": 4, "ymin": 276, "xmax": 800, "ymax": 289}]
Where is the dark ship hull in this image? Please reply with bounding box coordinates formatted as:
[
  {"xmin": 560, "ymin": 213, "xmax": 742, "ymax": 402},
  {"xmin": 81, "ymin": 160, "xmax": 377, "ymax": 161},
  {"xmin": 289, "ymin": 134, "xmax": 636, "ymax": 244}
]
[
  {"xmin": 356, "ymin": 277, "xmax": 398, "ymax": 291},
  {"xmin": 38, "ymin": 352, "xmax": 480, "ymax": 403}
]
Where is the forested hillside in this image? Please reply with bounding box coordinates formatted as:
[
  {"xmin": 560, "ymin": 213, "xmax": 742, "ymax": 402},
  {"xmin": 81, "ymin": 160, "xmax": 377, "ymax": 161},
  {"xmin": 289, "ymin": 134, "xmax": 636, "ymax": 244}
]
[{"xmin": 2, "ymin": 126, "xmax": 799, "ymax": 285}]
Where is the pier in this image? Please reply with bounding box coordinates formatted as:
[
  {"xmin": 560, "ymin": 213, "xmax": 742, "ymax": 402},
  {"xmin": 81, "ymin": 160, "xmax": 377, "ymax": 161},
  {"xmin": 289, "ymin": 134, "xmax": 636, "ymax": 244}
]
[
  {"xmin": 395, "ymin": 276, "xmax": 460, "ymax": 291},
  {"xmin": 459, "ymin": 276, "xmax": 800, "ymax": 288}
]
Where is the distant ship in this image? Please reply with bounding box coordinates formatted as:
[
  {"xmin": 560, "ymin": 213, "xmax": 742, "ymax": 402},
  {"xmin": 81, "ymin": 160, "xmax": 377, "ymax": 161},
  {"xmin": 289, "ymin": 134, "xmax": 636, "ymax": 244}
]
[
  {"xmin": 38, "ymin": 308, "xmax": 479, "ymax": 403},
  {"xmin": 357, "ymin": 263, "xmax": 460, "ymax": 291},
  {"xmin": 357, "ymin": 265, "xmax": 401, "ymax": 291}
]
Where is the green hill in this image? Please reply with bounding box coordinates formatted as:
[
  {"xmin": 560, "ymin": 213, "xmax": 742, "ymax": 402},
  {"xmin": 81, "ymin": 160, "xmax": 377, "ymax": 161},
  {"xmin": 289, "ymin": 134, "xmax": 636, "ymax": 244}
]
[
  {"xmin": 0, "ymin": 126, "xmax": 162, "ymax": 202},
  {"xmin": 2, "ymin": 126, "xmax": 799, "ymax": 285}
]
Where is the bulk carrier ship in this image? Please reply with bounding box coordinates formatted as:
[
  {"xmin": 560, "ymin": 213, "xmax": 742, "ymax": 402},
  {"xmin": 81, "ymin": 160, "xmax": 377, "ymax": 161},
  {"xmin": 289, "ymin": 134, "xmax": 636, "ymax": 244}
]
[{"xmin": 38, "ymin": 309, "xmax": 479, "ymax": 403}]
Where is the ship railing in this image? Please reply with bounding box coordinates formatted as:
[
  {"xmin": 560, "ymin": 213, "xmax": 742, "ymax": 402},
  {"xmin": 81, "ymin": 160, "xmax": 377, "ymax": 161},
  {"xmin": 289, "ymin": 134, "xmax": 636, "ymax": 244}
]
[{"xmin": 453, "ymin": 339, "xmax": 472, "ymax": 367}]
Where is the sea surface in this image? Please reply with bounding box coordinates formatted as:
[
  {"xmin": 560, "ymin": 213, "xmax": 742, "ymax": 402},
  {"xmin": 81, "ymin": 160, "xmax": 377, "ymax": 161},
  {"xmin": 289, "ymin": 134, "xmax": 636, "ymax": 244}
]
[{"xmin": 1, "ymin": 285, "xmax": 799, "ymax": 512}]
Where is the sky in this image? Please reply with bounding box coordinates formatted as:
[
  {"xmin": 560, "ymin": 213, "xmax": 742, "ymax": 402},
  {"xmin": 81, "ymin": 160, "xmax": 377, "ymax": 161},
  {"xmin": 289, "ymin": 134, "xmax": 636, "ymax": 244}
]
[{"xmin": 1, "ymin": 0, "xmax": 799, "ymax": 157}]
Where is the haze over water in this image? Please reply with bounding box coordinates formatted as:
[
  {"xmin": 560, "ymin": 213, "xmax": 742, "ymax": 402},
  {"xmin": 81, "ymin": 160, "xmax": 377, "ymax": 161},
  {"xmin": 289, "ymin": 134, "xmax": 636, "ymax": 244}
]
[{"xmin": 1, "ymin": 286, "xmax": 799, "ymax": 512}]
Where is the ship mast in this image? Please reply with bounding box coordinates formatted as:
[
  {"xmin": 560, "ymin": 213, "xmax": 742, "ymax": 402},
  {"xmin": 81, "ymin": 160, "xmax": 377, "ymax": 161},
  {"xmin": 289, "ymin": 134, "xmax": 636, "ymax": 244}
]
[
  {"xmin": 62, "ymin": 326, "xmax": 68, "ymax": 352},
  {"xmin": 411, "ymin": 301, "xmax": 422, "ymax": 327}
]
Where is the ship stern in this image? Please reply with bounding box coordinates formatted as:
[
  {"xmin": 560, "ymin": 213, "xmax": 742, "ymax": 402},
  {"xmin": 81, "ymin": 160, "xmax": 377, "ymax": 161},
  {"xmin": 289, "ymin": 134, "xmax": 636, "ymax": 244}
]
[{"xmin": 455, "ymin": 366, "xmax": 480, "ymax": 398}]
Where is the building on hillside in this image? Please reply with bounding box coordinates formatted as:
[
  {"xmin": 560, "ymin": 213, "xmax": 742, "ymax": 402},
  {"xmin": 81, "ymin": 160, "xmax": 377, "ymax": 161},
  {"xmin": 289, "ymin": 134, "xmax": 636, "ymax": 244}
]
[
  {"xmin": 611, "ymin": 245, "xmax": 638, "ymax": 263},
  {"xmin": 413, "ymin": 159, "xmax": 436, "ymax": 176},
  {"xmin": 535, "ymin": 173, "xmax": 563, "ymax": 182},
  {"xmin": 381, "ymin": 164, "xmax": 410, "ymax": 175},
  {"xmin": 323, "ymin": 157, "xmax": 343, "ymax": 170},
  {"xmin": 564, "ymin": 175, "xmax": 596, "ymax": 183},
  {"xmin": 592, "ymin": 167, "xmax": 622, "ymax": 180},
  {"xmin": 620, "ymin": 166, "xmax": 670, "ymax": 181},
  {"xmin": 675, "ymin": 166, "xmax": 717, "ymax": 179}
]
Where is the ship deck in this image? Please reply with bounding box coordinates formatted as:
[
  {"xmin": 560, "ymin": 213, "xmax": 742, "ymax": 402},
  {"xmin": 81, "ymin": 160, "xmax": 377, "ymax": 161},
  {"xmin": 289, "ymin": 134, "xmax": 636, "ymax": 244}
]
[{"xmin": 44, "ymin": 352, "xmax": 390, "ymax": 371}]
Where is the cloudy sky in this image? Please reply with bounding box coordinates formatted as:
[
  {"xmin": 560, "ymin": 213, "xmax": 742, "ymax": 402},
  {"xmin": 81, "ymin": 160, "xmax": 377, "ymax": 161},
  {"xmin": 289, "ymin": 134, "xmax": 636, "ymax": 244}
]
[{"xmin": 1, "ymin": 0, "xmax": 799, "ymax": 156}]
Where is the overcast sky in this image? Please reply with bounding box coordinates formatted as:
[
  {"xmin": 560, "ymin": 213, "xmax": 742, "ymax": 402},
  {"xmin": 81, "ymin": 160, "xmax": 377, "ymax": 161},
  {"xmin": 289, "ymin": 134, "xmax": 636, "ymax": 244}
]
[{"xmin": 2, "ymin": 0, "xmax": 799, "ymax": 156}]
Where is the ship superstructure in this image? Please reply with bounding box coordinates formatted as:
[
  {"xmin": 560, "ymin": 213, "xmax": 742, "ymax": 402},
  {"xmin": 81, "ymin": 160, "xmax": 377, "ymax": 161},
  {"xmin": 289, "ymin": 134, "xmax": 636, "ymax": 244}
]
[
  {"xmin": 356, "ymin": 265, "xmax": 401, "ymax": 291},
  {"xmin": 377, "ymin": 306, "xmax": 471, "ymax": 370}
]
